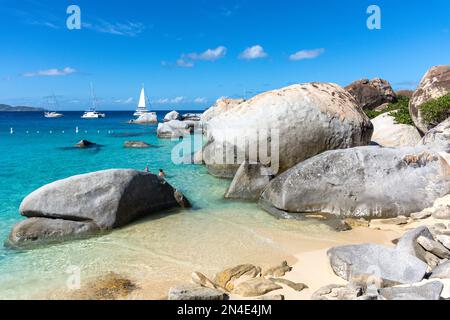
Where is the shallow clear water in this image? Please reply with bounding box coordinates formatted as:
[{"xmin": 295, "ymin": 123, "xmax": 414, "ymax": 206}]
[{"xmin": 0, "ymin": 111, "xmax": 331, "ymax": 299}]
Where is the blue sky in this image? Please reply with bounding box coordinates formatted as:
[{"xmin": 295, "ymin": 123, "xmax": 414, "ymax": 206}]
[{"xmin": 0, "ymin": 0, "xmax": 449, "ymax": 110}]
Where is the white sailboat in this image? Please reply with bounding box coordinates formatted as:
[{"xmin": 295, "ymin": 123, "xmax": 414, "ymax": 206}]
[
  {"xmin": 44, "ymin": 94, "xmax": 64, "ymax": 118},
  {"xmin": 130, "ymin": 85, "xmax": 157, "ymax": 124},
  {"xmin": 134, "ymin": 85, "xmax": 155, "ymax": 117},
  {"xmin": 82, "ymin": 84, "xmax": 105, "ymax": 119}
]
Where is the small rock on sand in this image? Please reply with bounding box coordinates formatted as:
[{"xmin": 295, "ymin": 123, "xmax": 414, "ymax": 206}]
[
  {"xmin": 232, "ymin": 278, "xmax": 282, "ymax": 297},
  {"xmin": 262, "ymin": 261, "xmax": 292, "ymax": 277}
]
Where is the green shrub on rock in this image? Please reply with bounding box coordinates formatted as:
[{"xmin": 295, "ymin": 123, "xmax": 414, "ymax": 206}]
[
  {"xmin": 364, "ymin": 95, "xmax": 414, "ymax": 126},
  {"xmin": 419, "ymin": 93, "xmax": 450, "ymax": 127}
]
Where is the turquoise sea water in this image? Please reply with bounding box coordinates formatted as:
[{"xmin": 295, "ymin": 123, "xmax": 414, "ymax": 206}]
[{"xmin": 0, "ymin": 111, "xmax": 331, "ymax": 299}]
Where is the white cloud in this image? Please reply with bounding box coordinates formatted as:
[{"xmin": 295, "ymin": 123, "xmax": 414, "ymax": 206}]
[
  {"xmin": 176, "ymin": 58, "xmax": 194, "ymax": 68},
  {"xmin": 186, "ymin": 46, "xmax": 227, "ymax": 61},
  {"xmin": 289, "ymin": 48, "xmax": 325, "ymax": 61},
  {"xmin": 168, "ymin": 46, "xmax": 227, "ymax": 68},
  {"xmin": 155, "ymin": 98, "xmax": 169, "ymax": 104},
  {"xmin": 172, "ymin": 96, "xmax": 185, "ymax": 103},
  {"xmin": 194, "ymin": 97, "xmax": 207, "ymax": 104},
  {"xmin": 23, "ymin": 67, "xmax": 77, "ymax": 77},
  {"xmin": 115, "ymin": 97, "xmax": 134, "ymax": 104},
  {"xmin": 82, "ymin": 20, "xmax": 145, "ymax": 37},
  {"xmin": 239, "ymin": 45, "xmax": 268, "ymax": 60}
]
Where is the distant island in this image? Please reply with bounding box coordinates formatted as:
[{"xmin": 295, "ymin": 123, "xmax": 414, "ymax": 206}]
[{"xmin": 0, "ymin": 104, "xmax": 46, "ymax": 112}]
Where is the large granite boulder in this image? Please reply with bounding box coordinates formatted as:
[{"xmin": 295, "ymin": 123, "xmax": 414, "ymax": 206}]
[
  {"xmin": 224, "ymin": 162, "xmax": 273, "ymax": 200},
  {"xmin": 157, "ymin": 120, "xmax": 191, "ymax": 139},
  {"xmin": 327, "ymin": 244, "xmax": 428, "ymax": 285},
  {"xmin": 371, "ymin": 112, "xmax": 421, "ymax": 147},
  {"xmin": 163, "ymin": 111, "xmax": 181, "ymax": 122},
  {"xmin": 132, "ymin": 113, "xmax": 158, "ymax": 124},
  {"xmin": 409, "ymin": 66, "xmax": 450, "ymax": 134},
  {"xmin": 7, "ymin": 170, "xmax": 190, "ymax": 248},
  {"xmin": 419, "ymin": 118, "xmax": 450, "ymax": 152},
  {"xmin": 201, "ymin": 98, "xmax": 245, "ymax": 123},
  {"xmin": 345, "ymin": 78, "xmax": 397, "ymax": 110},
  {"xmin": 204, "ymin": 83, "xmax": 373, "ymax": 178},
  {"xmin": 260, "ymin": 146, "xmax": 450, "ymax": 219}
]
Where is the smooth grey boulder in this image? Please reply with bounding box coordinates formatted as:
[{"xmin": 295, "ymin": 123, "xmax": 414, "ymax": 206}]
[
  {"xmin": 224, "ymin": 162, "xmax": 273, "ymax": 200},
  {"xmin": 157, "ymin": 120, "xmax": 191, "ymax": 139},
  {"xmin": 168, "ymin": 283, "xmax": 227, "ymax": 300},
  {"xmin": 203, "ymin": 83, "xmax": 373, "ymax": 178},
  {"xmin": 327, "ymin": 244, "xmax": 428, "ymax": 285},
  {"xmin": 430, "ymin": 260, "xmax": 450, "ymax": 279},
  {"xmin": 379, "ymin": 282, "xmax": 444, "ymax": 300},
  {"xmin": 6, "ymin": 218, "xmax": 100, "ymax": 248},
  {"xmin": 8, "ymin": 170, "xmax": 190, "ymax": 248},
  {"xmin": 396, "ymin": 226, "xmax": 435, "ymax": 263},
  {"xmin": 261, "ymin": 146, "xmax": 450, "ymax": 219},
  {"xmin": 409, "ymin": 65, "xmax": 450, "ymax": 134},
  {"xmin": 419, "ymin": 118, "xmax": 450, "ymax": 152}
]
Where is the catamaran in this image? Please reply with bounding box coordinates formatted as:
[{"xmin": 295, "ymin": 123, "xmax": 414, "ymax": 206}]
[
  {"xmin": 44, "ymin": 94, "xmax": 64, "ymax": 118},
  {"xmin": 82, "ymin": 84, "xmax": 105, "ymax": 119},
  {"xmin": 134, "ymin": 85, "xmax": 156, "ymax": 117}
]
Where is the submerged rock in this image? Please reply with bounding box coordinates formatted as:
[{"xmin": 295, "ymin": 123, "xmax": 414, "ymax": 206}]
[
  {"xmin": 7, "ymin": 169, "xmax": 190, "ymax": 248},
  {"xmin": 409, "ymin": 65, "xmax": 450, "ymax": 133},
  {"xmin": 327, "ymin": 244, "xmax": 428, "ymax": 285},
  {"xmin": 371, "ymin": 112, "xmax": 421, "ymax": 147},
  {"xmin": 75, "ymin": 140, "xmax": 97, "ymax": 148},
  {"xmin": 67, "ymin": 273, "xmax": 137, "ymax": 300},
  {"xmin": 7, "ymin": 217, "xmax": 101, "ymax": 248},
  {"xmin": 224, "ymin": 162, "xmax": 273, "ymax": 201},
  {"xmin": 123, "ymin": 141, "xmax": 152, "ymax": 148},
  {"xmin": 345, "ymin": 78, "xmax": 397, "ymax": 110},
  {"xmin": 168, "ymin": 283, "xmax": 227, "ymax": 300},
  {"xmin": 260, "ymin": 146, "xmax": 450, "ymax": 219},
  {"xmin": 203, "ymin": 83, "xmax": 373, "ymax": 178}
]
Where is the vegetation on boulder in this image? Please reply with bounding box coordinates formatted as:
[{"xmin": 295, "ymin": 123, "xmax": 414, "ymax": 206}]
[
  {"xmin": 365, "ymin": 95, "xmax": 414, "ymax": 125},
  {"xmin": 419, "ymin": 93, "xmax": 450, "ymax": 127}
]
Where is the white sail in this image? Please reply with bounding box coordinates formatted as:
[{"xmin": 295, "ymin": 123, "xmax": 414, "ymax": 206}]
[
  {"xmin": 134, "ymin": 85, "xmax": 153, "ymax": 117},
  {"xmin": 138, "ymin": 88, "xmax": 147, "ymax": 109}
]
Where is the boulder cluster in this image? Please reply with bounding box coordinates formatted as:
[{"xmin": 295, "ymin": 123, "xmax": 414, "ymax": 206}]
[
  {"xmin": 168, "ymin": 261, "xmax": 306, "ymax": 300},
  {"xmin": 197, "ymin": 65, "xmax": 450, "ymax": 221}
]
